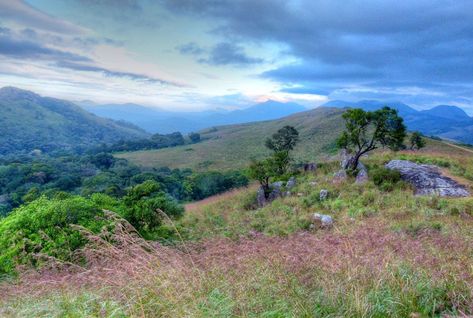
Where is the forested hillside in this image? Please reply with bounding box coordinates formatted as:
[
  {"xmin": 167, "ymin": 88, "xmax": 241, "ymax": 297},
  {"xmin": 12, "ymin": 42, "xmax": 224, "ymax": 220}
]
[{"xmin": 0, "ymin": 87, "xmax": 147, "ymax": 155}]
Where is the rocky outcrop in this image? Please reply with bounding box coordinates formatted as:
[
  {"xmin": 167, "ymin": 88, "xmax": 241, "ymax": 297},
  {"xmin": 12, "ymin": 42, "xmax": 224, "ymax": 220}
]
[
  {"xmin": 385, "ymin": 160, "xmax": 470, "ymax": 197},
  {"xmin": 336, "ymin": 149, "xmax": 368, "ymax": 184},
  {"xmin": 257, "ymin": 177, "xmax": 297, "ymax": 207}
]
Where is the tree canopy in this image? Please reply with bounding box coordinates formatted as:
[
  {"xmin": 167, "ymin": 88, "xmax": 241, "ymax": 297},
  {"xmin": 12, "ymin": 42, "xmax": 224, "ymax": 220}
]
[{"xmin": 337, "ymin": 107, "xmax": 406, "ymax": 171}]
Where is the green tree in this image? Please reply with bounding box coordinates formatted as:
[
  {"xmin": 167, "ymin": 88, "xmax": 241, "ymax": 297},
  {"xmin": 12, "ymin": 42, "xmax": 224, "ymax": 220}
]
[
  {"xmin": 248, "ymin": 158, "xmax": 277, "ymax": 198},
  {"xmin": 409, "ymin": 131, "xmax": 426, "ymax": 150},
  {"xmin": 265, "ymin": 125, "xmax": 299, "ymax": 152},
  {"xmin": 188, "ymin": 132, "xmax": 201, "ymax": 143},
  {"xmin": 265, "ymin": 126, "xmax": 299, "ymax": 175},
  {"xmin": 337, "ymin": 107, "xmax": 406, "ymax": 171},
  {"xmin": 122, "ymin": 180, "xmax": 183, "ymax": 235}
]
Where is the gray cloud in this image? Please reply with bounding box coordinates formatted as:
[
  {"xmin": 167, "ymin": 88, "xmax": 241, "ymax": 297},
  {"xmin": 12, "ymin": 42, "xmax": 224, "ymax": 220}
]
[
  {"xmin": 0, "ymin": 34, "xmax": 91, "ymax": 62},
  {"xmin": 200, "ymin": 42, "xmax": 263, "ymax": 66},
  {"xmin": 177, "ymin": 41, "xmax": 263, "ymax": 66},
  {"xmin": 55, "ymin": 61, "xmax": 180, "ymax": 86},
  {"xmin": 164, "ymin": 0, "xmax": 473, "ymax": 105},
  {"xmin": 176, "ymin": 42, "xmax": 205, "ymax": 56}
]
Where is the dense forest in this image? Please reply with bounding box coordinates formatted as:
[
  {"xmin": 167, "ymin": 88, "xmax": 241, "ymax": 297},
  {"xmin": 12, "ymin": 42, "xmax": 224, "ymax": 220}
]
[{"xmin": 0, "ymin": 150, "xmax": 247, "ymax": 217}]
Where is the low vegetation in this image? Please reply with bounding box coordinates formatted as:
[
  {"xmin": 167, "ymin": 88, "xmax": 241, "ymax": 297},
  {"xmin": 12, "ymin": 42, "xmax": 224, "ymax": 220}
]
[
  {"xmin": 2, "ymin": 133, "xmax": 473, "ymax": 316},
  {"xmin": 2, "ymin": 104, "xmax": 473, "ymax": 316},
  {"xmin": 116, "ymin": 107, "xmax": 346, "ymax": 171}
]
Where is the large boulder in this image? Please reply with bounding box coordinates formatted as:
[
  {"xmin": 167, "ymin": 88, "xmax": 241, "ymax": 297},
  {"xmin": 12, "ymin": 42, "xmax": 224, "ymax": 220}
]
[{"xmin": 385, "ymin": 160, "xmax": 470, "ymax": 197}]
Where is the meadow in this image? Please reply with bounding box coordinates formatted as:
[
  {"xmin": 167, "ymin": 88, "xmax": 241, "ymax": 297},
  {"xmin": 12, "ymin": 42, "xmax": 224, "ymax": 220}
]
[
  {"xmin": 116, "ymin": 107, "xmax": 346, "ymax": 171},
  {"xmin": 2, "ymin": 141, "xmax": 473, "ymax": 317}
]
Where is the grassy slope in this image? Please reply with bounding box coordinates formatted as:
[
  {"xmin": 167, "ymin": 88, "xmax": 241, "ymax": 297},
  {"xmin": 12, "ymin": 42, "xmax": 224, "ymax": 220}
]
[
  {"xmin": 2, "ymin": 141, "xmax": 473, "ymax": 317},
  {"xmin": 116, "ymin": 107, "xmax": 346, "ymax": 171}
]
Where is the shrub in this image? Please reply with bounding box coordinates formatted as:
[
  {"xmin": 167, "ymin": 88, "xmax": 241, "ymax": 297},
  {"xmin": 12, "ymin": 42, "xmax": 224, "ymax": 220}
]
[
  {"xmin": 122, "ymin": 180, "xmax": 184, "ymax": 237},
  {"xmin": 371, "ymin": 167, "xmax": 401, "ymax": 191},
  {"xmin": 0, "ymin": 195, "xmax": 121, "ymax": 276}
]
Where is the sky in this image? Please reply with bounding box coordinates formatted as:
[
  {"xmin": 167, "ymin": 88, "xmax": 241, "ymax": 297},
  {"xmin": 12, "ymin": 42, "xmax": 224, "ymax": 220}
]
[{"xmin": 1, "ymin": 0, "xmax": 473, "ymax": 113}]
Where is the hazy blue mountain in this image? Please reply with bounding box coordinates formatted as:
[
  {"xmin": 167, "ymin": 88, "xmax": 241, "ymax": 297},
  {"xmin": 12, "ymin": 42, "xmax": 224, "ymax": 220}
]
[
  {"xmin": 0, "ymin": 87, "xmax": 148, "ymax": 155},
  {"xmin": 421, "ymin": 105, "xmax": 471, "ymax": 121},
  {"xmin": 323, "ymin": 100, "xmax": 473, "ymax": 144},
  {"xmin": 81, "ymin": 100, "xmax": 307, "ymax": 134}
]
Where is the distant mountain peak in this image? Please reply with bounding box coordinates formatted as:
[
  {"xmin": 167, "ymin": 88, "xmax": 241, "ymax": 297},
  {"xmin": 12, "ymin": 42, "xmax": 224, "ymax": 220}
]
[
  {"xmin": 422, "ymin": 105, "xmax": 471, "ymax": 120},
  {"xmin": 0, "ymin": 86, "xmax": 40, "ymax": 100}
]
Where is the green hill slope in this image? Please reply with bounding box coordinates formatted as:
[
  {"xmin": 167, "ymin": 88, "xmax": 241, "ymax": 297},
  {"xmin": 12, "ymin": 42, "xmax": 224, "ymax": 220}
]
[
  {"xmin": 116, "ymin": 107, "xmax": 346, "ymax": 170},
  {"xmin": 0, "ymin": 87, "xmax": 147, "ymax": 154}
]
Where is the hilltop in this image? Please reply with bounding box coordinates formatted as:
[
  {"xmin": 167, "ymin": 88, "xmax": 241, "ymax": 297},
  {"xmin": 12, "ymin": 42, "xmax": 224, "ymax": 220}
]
[
  {"xmin": 0, "ymin": 87, "xmax": 147, "ymax": 154},
  {"xmin": 116, "ymin": 107, "xmax": 346, "ymax": 170},
  {"xmin": 324, "ymin": 100, "xmax": 473, "ymax": 144}
]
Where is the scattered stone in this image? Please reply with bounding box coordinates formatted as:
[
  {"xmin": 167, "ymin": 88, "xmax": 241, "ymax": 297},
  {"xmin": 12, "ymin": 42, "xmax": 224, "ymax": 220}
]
[
  {"xmin": 256, "ymin": 177, "xmax": 298, "ymax": 207},
  {"xmin": 303, "ymin": 163, "xmax": 317, "ymax": 172},
  {"xmin": 312, "ymin": 213, "xmax": 334, "ymax": 228},
  {"xmin": 297, "ymin": 192, "xmax": 304, "ymax": 197},
  {"xmin": 355, "ymin": 163, "xmax": 369, "ymax": 184},
  {"xmin": 385, "ymin": 160, "xmax": 470, "ymax": 197},
  {"xmin": 256, "ymin": 186, "xmax": 267, "ymax": 207},
  {"xmin": 332, "ymin": 169, "xmax": 347, "ymax": 183},
  {"xmin": 309, "ymin": 181, "xmax": 317, "ymax": 186},
  {"xmin": 319, "ymin": 189, "xmax": 329, "ymax": 201}
]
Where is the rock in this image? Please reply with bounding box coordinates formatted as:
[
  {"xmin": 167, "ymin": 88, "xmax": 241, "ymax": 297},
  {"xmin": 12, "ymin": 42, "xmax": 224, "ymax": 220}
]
[
  {"xmin": 256, "ymin": 177, "xmax": 297, "ymax": 207},
  {"xmin": 319, "ymin": 189, "xmax": 329, "ymax": 201},
  {"xmin": 333, "ymin": 169, "xmax": 347, "ymax": 183},
  {"xmin": 309, "ymin": 181, "xmax": 317, "ymax": 186},
  {"xmin": 256, "ymin": 186, "xmax": 267, "ymax": 207},
  {"xmin": 355, "ymin": 163, "xmax": 369, "ymax": 184},
  {"xmin": 303, "ymin": 163, "xmax": 317, "ymax": 172},
  {"xmin": 312, "ymin": 213, "xmax": 334, "ymax": 227},
  {"xmin": 340, "ymin": 149, "xmax": 351, "ymax": 170},
  {"xmin": 286, "ymin": 177, "xmax": 296, "ymax": 190},
  {"xmin": 385, "ymin": 160, "xmax": 470, "ymax": 197}
]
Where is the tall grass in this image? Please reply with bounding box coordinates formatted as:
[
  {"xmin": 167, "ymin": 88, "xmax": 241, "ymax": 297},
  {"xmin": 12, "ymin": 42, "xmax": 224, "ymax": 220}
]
[{"xmin": 2, "ymin": 147, "xmax": 473, "ymax": 317}]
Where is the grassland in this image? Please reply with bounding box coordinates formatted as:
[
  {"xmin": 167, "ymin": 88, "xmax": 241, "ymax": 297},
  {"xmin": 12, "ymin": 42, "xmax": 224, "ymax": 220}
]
[
  {"xmin": 2, "ymin": 141, "xmax": 473, "ymax": 317},
  {"xmin": 116, "ymin": 107, "xmax": 346, "ymax": 171}
]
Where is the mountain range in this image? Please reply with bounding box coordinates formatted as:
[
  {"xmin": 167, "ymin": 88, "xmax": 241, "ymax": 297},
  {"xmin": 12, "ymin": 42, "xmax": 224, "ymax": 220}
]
[
  {"xmin": 79, "ymin": 100, "xmax": 307, "ymax": 134},
  {"xmin": 0, "ymin": 87, "xmax": 147, "ymax": 155},
  {"xmin": 323, "ymin": 100, "xmax": 473, "ymax": 144}
]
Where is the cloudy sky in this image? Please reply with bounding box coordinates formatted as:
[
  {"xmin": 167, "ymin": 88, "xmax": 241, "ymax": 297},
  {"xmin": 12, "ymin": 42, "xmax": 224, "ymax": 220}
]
[{"xmin": 1, "ymin": 0, "xmax": 473, "ymax": 112}]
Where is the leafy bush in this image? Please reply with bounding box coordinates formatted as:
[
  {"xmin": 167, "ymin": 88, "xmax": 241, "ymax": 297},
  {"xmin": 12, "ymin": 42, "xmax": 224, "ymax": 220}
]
[
  {"xmin": 371, "ymin": 167, "xmax": 402, "ymax": 191},
  {"xmin": 122, "ymin": 180, "xmax": 184, "ymax": 237},
  {"xmin": 0, "ymin": 195, "xmax": 122, "ymax": 276}
]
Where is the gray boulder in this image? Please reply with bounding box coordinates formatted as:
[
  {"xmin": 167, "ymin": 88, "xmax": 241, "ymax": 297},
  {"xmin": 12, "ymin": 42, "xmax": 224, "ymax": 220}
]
[
  {"xmin": 355, "ymin": 162, "xmax": 369, "ymax": 184},
  {"xmin": 257, "ymin": 178, "xmax": 298, "ymax": 207},
  {"xmin": 312, "ymin": 213, "xmax": 334, "ymax": 228},
  {"xmin": 320, "ymin": 189, "xmax": 329, "ymax": 201},
  {"xmin": 385, "ymin": 160, "xmax": 470, "ymax": 197},
  {"xmin": 256, "ymin": 186, "xmax": 267, "ymax": 207}
]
